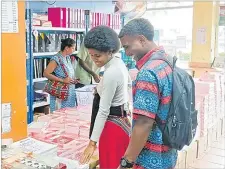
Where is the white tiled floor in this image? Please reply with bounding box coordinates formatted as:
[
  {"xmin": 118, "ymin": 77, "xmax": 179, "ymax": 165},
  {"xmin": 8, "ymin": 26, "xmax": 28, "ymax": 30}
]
[{"xmin": 189, "ymin": 135, "xmax": 225, "ymax": 169}]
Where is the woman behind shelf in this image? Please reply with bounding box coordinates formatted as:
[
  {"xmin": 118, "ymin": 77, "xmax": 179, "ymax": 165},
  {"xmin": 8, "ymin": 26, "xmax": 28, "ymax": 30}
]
[
  {"xmin": 79, "ymin": 26, "xmax": 131, "ymax": 168},
  {"xmin": 43, "ymin": 38, "xmax": 79, "ymax": 112}
]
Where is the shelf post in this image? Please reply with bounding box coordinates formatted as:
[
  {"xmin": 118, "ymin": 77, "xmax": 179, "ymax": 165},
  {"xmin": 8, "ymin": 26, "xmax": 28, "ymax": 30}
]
[{"xmin": 26, "ymin": 7, "xmax": 34, "ymax": 124}]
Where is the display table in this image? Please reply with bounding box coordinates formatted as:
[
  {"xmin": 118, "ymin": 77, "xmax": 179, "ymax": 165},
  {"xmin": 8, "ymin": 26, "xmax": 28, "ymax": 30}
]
[
  {"xmin": 2, "ymin": 71, "xmax": 224, "ymax": 169},
  {"xmin": 2, "ymin": 105, "xmax": 99, "ymax": 168}
]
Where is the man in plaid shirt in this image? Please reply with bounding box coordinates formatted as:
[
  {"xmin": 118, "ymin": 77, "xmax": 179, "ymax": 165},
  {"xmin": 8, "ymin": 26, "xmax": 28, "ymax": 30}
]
[{"xmin": 118, "ymin": 18, "xmax": 178, "ymax": 169}]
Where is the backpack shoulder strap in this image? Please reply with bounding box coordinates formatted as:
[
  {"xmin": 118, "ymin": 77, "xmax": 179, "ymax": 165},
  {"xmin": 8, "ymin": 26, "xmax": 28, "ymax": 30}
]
[{"xmin": 150, "ymin": 51, "xmax": 177, "ymax": 69}]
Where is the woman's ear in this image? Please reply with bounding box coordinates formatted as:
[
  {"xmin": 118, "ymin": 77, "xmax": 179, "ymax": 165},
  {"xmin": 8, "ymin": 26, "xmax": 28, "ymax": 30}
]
[
  {"xmin": 108, "ymin": 51, "xmax": 113, "ymax": 57},
  {"xmin": 64, "ymin": 46, "xmax": 68, "ymax": 52}
]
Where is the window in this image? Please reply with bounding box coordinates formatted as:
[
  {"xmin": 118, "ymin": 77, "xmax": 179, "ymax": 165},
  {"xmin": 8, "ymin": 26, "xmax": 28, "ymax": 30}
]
[
  {"xmin": 143, "ymin": 2, "xmax": 193, "ymax": 63},
  {"xmin": 214, "ymin": 2, "xmax": 225, "ymax": 68}
]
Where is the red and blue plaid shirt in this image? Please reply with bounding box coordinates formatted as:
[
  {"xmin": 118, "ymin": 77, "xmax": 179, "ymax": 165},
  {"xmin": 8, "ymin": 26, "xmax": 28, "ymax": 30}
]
[{"xmin": 132, "ymin": 47, "xmax": 178, "ymax": 169}]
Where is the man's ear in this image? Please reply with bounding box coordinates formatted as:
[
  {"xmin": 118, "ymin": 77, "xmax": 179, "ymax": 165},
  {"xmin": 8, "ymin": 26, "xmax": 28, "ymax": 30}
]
[{"xmin": 137, "ymin": 35, "xmax": 147, "ymax": 46}]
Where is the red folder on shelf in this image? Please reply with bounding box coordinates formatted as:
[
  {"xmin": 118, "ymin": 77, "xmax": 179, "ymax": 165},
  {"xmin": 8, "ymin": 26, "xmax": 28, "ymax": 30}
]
[
  {"xmin": 110, "ymin": 14, "xmax": 113, "ymax": 28},
  {"xmin": 96, "ymin": 13, "xmax": 98, "ymax": 27},
  {"xmin": 107, "ymin": 14, "xmax": 110, "ymax": 27},
  {"xmin": 94, "ymin": 12, "xmax": 96, "ymax": 27},
  {"xmin": 48, "ymin": 7, "xmax": 68, "ymax": 28},
  {"xmin": 100, "ymin": 13, "xmax": 103, "ymax": 26},
  {"xmin": 102, "ymin": 13, "xmax": 105, "ymax": 26},
  {"xmin": 66, "ymin": 8, "xmax": 69, "ymax": 28},
  {"xmin": 98, "ymin": 13, "xmax": 101, "ymax": 25},
  {"xmin": 118, "ymin": 14, "xmax": 121, "ymax": 29},
  {"xmin": 113, "ymin": 14, "xmax": 116, "ymax": 29},
  {"xmin": 70, "ymin": 8, "xmax": 73, "ymax": 28},
  {"xmin": 81, "ymin": 9, "xmax": 85, "ymax": 29},
  {"xmin": 106, "ymin": 14, "xmax": 108, "ymax": 27},
  {"xmin": 91, "ymin": 12, "xmax": 94, "ymax": 28},
  {"xmin": 48, "ymin": 7, "xmax": 63, "ymax": 27},
  {"xmin": 77, "ymin": 9, "xmax": 81, "ymax": 28},
  {"xmin": 68, "ymin": 8, "xmax": 70, "ymax": 28},
  {"xmin": 78, "ymin": 9, "xmax": 81, "ymax": 28},
  {"xmin": 116, "ymin": 14, "xmax": 120, "ymax": 29},
  {"xmin": 115, "ymin": 14, "xmax": 119, "ymax": 29},
  {"xmin": 74, "ymin": 9, "xmax": 78, "ymax": 28}
]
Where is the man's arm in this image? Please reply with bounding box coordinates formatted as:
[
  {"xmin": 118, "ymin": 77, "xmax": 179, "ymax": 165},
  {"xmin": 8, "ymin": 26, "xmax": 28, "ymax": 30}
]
[
  {"xmin": 78, "ymin": 58, "xmax": 97, "ymax": 77},
  {"xmin": 124, "ymin": 115, "xmax": 155, "ymax": 162},
  {"xmin": 76, "ymin": 42, "xmax": 100, "ymax": 82},
  {"xmin": 122, "ymin": 69, "xmax": 160, "ymax": 164}
]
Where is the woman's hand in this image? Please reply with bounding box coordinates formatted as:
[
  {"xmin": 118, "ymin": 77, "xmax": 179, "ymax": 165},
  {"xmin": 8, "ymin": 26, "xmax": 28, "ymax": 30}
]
[
  {"xmin": 93, "ymin": 74, "xmax": 100, "ymax": 83},
  {"xmin": 63, "ymin": 77, "xmax": 74, "ymax": 84},
  {"xmin": 73, "ymin": 79, "xmax": 80, "ymax": 84},
  {"xmin": 79, "ymin": 141, "xmax": 96, "ymax": 164}
]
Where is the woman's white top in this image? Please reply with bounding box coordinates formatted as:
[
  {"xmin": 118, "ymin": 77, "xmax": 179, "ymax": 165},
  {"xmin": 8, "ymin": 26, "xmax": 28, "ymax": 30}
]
[{"xmin": 91, "ymin": 56, "xmax": 131, "ymax": 142}]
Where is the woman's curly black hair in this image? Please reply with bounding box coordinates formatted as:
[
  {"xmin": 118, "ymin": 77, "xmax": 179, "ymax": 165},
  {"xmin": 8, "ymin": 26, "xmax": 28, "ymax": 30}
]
[{"xmin": 84, "ymin": 26, "xmax": 121, "ymax": 54}]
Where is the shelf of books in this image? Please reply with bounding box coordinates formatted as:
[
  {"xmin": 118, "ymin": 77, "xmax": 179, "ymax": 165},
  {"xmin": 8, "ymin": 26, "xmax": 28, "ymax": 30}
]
[
  {"xmin": 33, "ymin": 26, "xmax": 86, "ymax": 33},
  {"xmin": 26, "ymin": 6, "xmax": 121, "ymax": 124}
]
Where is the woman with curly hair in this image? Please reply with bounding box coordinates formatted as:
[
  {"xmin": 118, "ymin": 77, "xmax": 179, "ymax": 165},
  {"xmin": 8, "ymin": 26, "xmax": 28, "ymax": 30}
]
[{"xmin": 80, "ymin": 26, "xmax": 131, "ymax": 168}]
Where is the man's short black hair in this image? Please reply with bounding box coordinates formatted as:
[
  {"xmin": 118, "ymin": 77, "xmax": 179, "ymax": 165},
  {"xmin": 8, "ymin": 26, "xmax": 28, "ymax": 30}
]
[
  {"xmin": 119, "ymin": 18, "xmax": 154, "ymax": 41},
  {"xmin": 84, "ymin": 26, "xmax": 120, "ymax": 54}
]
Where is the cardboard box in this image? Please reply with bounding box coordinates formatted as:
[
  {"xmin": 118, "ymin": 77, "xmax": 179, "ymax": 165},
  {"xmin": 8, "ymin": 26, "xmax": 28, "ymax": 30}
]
[
  {"xmin": 196, "ymin": 135, "xmax": 208, "ymax": 159},
  {"xmin": 178, "ymin": 160, "xmax": 186, "ymax": 169},
  {"xmin": 176, "ymin": 150, "xmax": 187, "ymax": 169},
  {"xmin": 222, "ymin": 117, "xmax": 225, "ymax": 137},
  {"xmin": 216, "ymin": 118, "xmax": 223, "ymax": 139},
  {"xmin": 207, "ymin": 128, "xmax": 213, "ymax": 150},
  {"xmin": 212, "ymin": 123, "xmax": 218, "ymax": 142},
  {"xmin": 186, "ymin": 140, "xmax": 198, "ymax": 166},
  {"xmin": 33, "ymin": 113, "xmax": 42, "ymax": 122}
]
